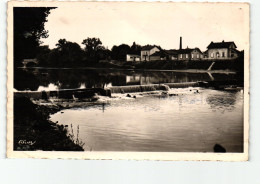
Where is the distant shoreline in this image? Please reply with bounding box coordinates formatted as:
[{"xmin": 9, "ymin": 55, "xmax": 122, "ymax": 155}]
[{"xmin": 17, "ymin": 67, "xmax": 237, "ymax": 74}]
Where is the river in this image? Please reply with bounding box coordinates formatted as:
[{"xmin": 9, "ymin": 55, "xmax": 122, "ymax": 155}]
[
  {"xmin": 15, "ymin": 68, "xmax": 244, "ymax": 152},
  {"xmin": 50, "ymin": 88, "xmax": 243, "ymax": 152},
  {"xmin": 14, "ymin": 68, "xmax": 242, "ymax": 91}
]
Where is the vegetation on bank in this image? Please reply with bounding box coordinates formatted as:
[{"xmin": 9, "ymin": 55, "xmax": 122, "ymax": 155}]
[
  {"xmin": 83, "ymin": 56, "xmax": 244, "ymax": 72},
  {"xmin": 129, "ymin": 56, "xmax": 244, "ymax": 71},
  {"xmin": 14, "ymin": 97, "xmax": 84, "ymax": 151}
]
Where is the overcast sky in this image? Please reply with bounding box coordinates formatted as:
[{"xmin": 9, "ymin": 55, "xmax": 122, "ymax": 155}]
[{"xmin": 41, "ymin": 2, "xmax": 249, "ymax": 51}]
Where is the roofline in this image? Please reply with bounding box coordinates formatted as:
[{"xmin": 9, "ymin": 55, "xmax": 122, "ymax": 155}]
[
  {"xmin": 141, "ymin": 46, "xmax": 159, "ymax": 51},
  {"xmin": 207, "ymin": 41, "xmax": 237, "ymax": 49}
]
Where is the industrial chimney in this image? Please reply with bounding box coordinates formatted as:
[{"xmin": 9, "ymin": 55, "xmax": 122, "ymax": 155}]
[{"xmin": 179, "ymin": 37, "xmax": 182, "ymax": 50}]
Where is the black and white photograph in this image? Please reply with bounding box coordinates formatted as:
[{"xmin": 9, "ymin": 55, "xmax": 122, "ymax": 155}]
[{"xmin": 7, "ymin": 1, "xmax": 249, "ymax": 160}]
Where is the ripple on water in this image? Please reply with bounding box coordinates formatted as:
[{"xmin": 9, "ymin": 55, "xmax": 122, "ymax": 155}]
[{"xmin": 50, "ymin": 88, "xmax": 243, "ymax": 152}]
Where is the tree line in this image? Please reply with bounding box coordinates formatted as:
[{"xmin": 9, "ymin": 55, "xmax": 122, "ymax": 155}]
[
  {"xmin": 35, "ymin": 39, "xmax": 142, "ymax": 67},
  {"xmin": 13, "ymin": 7, "xmax": 144, "ymax": 68}
]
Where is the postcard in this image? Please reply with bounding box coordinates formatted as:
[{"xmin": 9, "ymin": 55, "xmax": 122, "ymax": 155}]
[{"xmin": 7, "ymin": 1, "xmax": 249, "ymax": 161}]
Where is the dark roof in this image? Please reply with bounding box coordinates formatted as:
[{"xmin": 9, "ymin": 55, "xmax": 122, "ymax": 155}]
[
  {"xmin": 177, "ymin": 48, "xmax": 202, "ymax": 54},
  {"xmin": 164, "ymin": 49, "xmax": 178, "ymax": 55},
  {"xmin": 207, "ymin": 41, "xmax": 237, "ymax": 49},
  {"xmin": 150, "ymin": 50, "xmax": 178, "ymax": 57},
  {"xmin": 141, "ymin": 45, "xmax": 158, "ymax": 51}
]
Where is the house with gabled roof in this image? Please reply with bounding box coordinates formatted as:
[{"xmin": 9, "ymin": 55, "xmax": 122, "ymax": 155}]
[
  {"xmin": 206, "ymin": 40, "xmax": 240, "ymax": 59},
  {"xmin": 141, "ymin": 45, "xmax": 160, "ymax": 61},
  {"xmin": 177, "ymin": 47, "xmax": 203, "ymax": 60}
]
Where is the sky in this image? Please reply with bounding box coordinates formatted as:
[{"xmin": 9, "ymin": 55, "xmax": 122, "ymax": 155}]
[{"xmin": 41, "ymin": 2, "xmax": 249, "ymax": 51}]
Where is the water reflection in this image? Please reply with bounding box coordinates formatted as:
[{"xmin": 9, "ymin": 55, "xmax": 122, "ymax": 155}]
[
  {"xmin": 50, "ymin": 88, "xmax": 243, "ymax": 152},
  {"xmin": 15, "ymin": 68, "xmax": 242, "ymax": 91}
]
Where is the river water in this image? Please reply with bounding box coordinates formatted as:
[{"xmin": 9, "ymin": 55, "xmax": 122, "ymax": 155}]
[
  {"xmin": 14, "ymin": 68, "xmax": 241, "ymax": 91},
  {"xmin": 50, "ymin": 88, "xmax": 243, "ymax": 152},
  {"xmin": 15, "ymin": 68, "xmax": 244, "ymax": 152}
]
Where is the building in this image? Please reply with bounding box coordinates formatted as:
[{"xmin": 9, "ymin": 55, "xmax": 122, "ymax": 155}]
[
  {"xmin": 206, "ymin": 41, "xmax": 240, "ymax": 59},
  {"xmin": 177, "ymin": 47, "xmax": 203, "ymax": 60},
  {"xmin": 150, "ymin": 51, "xmax": 165, "ymax": 61},
  {"xmin": 202, "ymin": 51, "xmax": 208, "ymax": 59},
  {"xmin": 164, "ymin": 50, "xmax": 178, "ymax": 60},
  {"xmin": 141, "ymin": 46, "xmax": 160, "ymax": 61},
  {"xmin": 150, "ymin": 50, "xmax": 178, "ymax": 61},
  {"xmin": 126, "ymin": 54, "xmax": 141, "ymax": 62},
  {"xmin": 175, "ymin": 37, "xmax": 203, "ymax": 61}
]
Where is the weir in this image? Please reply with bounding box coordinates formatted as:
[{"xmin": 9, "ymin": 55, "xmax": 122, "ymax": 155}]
[
  {"xmin": 108, "ymin": 82, "xmax": 199, "ymax": 93},
  {"xmin": 108, "ymin": 84, "xmax": 170, "ymax": 93},
  {"xmin": 14, "ymin": 82, "xmax": 199, "ymax": 99},
  {"xmin": 14, "ymin": 88, "xmax": 111, "ymax": 100}
]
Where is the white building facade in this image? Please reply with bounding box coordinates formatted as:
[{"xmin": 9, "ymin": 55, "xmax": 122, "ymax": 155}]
[{"xmin": 141, "ymin": 46, "xmax": 160, "ymax": 61}]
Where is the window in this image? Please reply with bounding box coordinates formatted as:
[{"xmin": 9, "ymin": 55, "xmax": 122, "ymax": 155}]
[
  {"xmin": 186, "ymin": 54, "xmax": 188, "ymax": 58},
  {"xmin": 180, "ymin": 54, "xmax": 182, "ymax": 59},
  {"xmin": 197, "ymin": 54, "xmax": 200, "ymax": 58},
  {"xmin": 222, "ymin": 52, "xmax": 225, "ymax": 57},
  {"xmin": 211, "ymin": 53, "xmax": 214, "ymax": 58},
  {"xmin": 191, "ymin": 54, "xmax": 194, "ymax": 58}
]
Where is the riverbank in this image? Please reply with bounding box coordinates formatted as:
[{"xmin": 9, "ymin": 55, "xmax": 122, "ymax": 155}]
[
  {"xmin": 31, "ymin": 55, "xmax": 244, "ymax": 72},
  {"xmin": 21, "ymin": 66, "xmax": 237, "ymax": 74},
  {"xmin": 14, "ymin": 97, "xmax": 84, "ymax": 151}
]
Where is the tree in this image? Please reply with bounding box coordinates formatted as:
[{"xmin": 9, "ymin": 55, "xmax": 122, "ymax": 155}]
[
  {"xmin": 82, "ymin": 37, "xmax": 102, "ymax": 52},
  {"xmin": 14, "ymin": 7, "xmax": 56, "ymax": 67},
  {"xmin": 36, "ymin": 45, "xmax": 51, "ymax": 65},
  {"xmin": 37, "ymin": 40, "xmax": 84, "ymax": 67},
  {"xmin": 130, "ymin": 42, "xmax": 141, "ymax": 55},
  {"xmin": 111, "ymin": 44, "xmax": 131, "ymax": 61},
  {"xmin": 55, "ymin": 39, "xmax": 67, "ymax": 49},
  {"xmin": 82, "ymin": 37, "xmax": 106, "ymax": 63}
]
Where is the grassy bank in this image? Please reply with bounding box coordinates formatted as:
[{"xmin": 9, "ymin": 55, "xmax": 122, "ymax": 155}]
[
  {"xmin": 36, "ymin": 55, "xmax": 244, "ymax": 72},
  {"xmin": 14, "ymin": 97, "xmax": 84, "ymax": 151},
  {"xmin": 121, "ymin": 57, "xmax": 244, "ymax": 72}
]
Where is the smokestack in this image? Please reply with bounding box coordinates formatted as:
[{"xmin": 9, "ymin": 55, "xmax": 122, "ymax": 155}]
[{"xmin": 179, "ymin": 37, "xmax": 182, "ymax": 50}]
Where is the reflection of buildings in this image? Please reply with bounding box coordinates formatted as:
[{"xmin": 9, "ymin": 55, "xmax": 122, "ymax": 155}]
[
  {"xmin": 126, "ymin": 74, "xmax": 191, "ymax": 85},
  {"xmin": 126, "ymin": 75, "xmax": 162, "ymax": 85},
  {"xmin": 16, "ymin": 68, "xmax": 240, "ymax": 91},
  {"xmin": 126, "ymin": 76, "xmax": 141, "ymax": 85},
  {"xmin": 125, "ymin": 71, "xmax": 221, "ymax": 85}
]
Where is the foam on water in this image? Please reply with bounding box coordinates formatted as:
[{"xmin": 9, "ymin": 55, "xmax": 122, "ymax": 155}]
[{"xmin": 50, "ymin": 88, "xmax": 243, "ymax": 152}]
